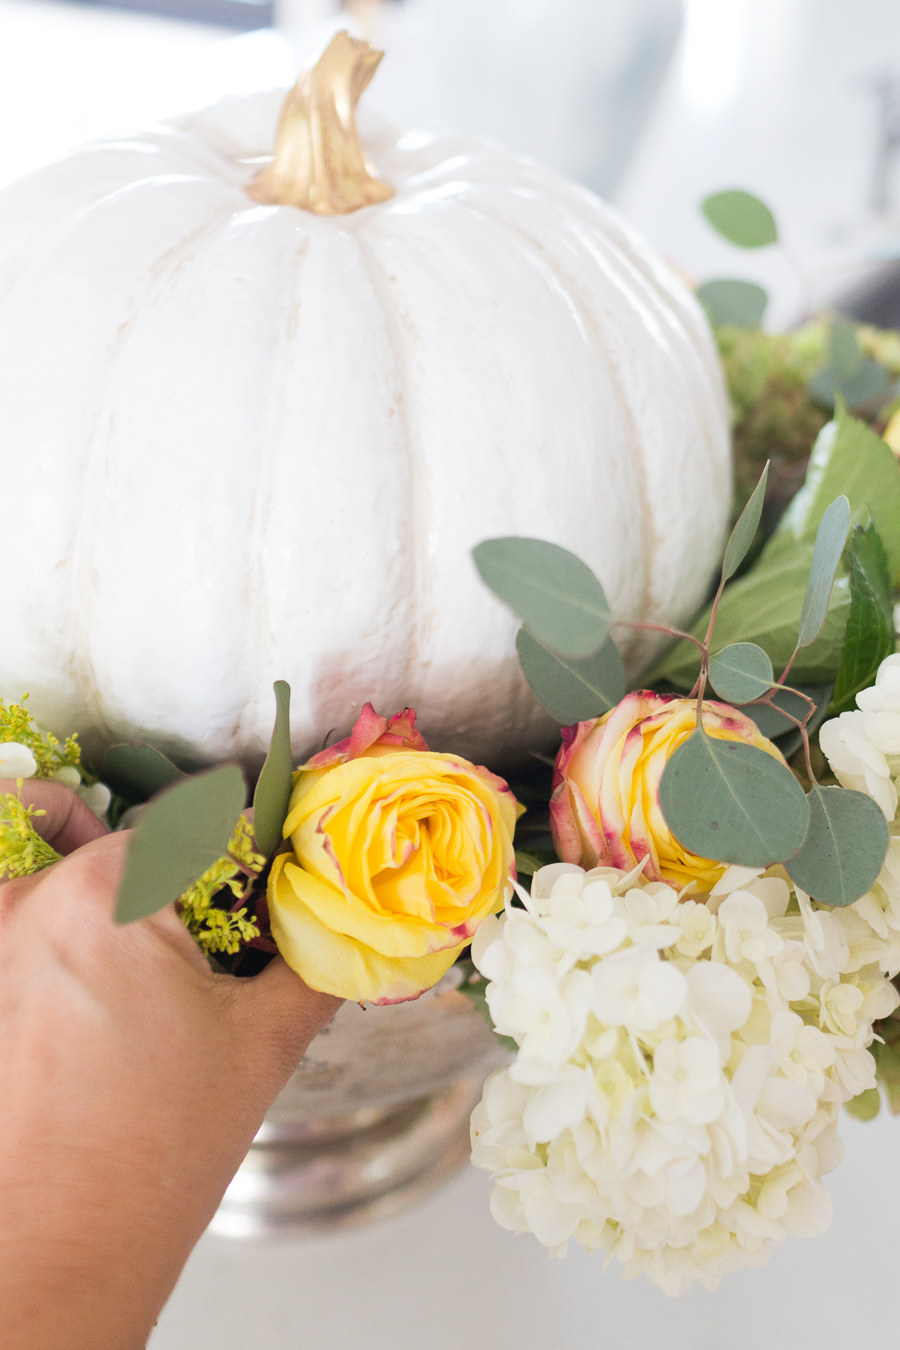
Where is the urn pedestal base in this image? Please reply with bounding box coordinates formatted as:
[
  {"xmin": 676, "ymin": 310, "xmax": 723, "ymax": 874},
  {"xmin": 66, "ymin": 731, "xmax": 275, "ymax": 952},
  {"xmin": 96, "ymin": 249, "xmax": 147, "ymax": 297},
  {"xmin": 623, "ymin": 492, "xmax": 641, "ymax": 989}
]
[
  {"xmin": 209, "ymin": 1075, "xmax": 484, "ymax": 1238},
  {"xmin": 209, "ymin": 973, "xmax": 506, "ymax": 1239}
]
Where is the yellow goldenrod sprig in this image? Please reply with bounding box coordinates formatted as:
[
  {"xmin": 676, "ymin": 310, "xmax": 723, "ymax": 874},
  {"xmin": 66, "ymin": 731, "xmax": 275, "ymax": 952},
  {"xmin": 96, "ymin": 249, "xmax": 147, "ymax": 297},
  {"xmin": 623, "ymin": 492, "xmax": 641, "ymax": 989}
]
[
  {"xmin": 0, "ymin": 785, "xmax": 61, "ymax": 880},
  {"xmin": 0, "ymin": 695, "xmax": 82, "ymax": 778},
  {"xmin": 177, "ymin": 815, "xmax": 265, "ymax": 957}
]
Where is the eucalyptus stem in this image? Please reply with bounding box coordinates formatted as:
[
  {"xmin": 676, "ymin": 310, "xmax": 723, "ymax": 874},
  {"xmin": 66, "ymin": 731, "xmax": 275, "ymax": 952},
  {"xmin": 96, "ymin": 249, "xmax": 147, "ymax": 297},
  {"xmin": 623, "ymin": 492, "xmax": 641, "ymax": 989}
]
[
  {"xmin": 776, "ymin": 645, "xmax": 800, "ymax": 687},
  {"xmin": 702, "ymin": 576, "xmax": 727, "ymax": 651},
  {"xmin": 751, "ymin": 686, "xmax": 818, "ymax": 785},
  {"xmin": 778, "ymin": 240, "xmax": 815, "ymax": 316},
  {"xmin": 611, "ymin": 618, "xmax": 706, "ymax": 653}
]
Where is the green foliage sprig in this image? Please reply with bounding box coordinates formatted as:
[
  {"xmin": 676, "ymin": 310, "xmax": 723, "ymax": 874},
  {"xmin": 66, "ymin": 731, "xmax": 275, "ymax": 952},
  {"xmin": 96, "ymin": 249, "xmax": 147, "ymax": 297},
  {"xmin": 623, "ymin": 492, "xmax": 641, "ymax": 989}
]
[
  {"xmin": 0, "ymin": 788, "xmax": 61, "ymax": 879},
  {"xmin": 177, "ymin": 816, "xmax": 264, "ymax": 956},
  {"xmin": 0, "ymin": 695, "xmax": 82, "ymax": 779},
  {"xmin": 473, "ymin": 430, "xmax": 893, "ymax": 907},
  {"xmin": 652, "ymin": 405, "xmax": 900, "ymax": 695},
  {"xmin": 113, "ymin": 683, "xmax": 295, "ymax": 969}
]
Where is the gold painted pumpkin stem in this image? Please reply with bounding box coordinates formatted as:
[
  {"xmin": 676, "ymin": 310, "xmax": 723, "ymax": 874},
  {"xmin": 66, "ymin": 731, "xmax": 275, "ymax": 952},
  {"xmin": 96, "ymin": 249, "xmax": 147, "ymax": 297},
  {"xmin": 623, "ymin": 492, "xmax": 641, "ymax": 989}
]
[{"xmin": 247, "ymin": 31, "xmax": 395, "ymax": 215}]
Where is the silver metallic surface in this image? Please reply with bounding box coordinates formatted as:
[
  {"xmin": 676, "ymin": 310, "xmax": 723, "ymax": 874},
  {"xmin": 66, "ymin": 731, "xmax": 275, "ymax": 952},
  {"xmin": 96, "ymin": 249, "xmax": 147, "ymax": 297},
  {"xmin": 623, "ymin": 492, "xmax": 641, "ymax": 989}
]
[{"xmin": 210, "ymin": 971, "xmax": 507, "ymax": 1236}]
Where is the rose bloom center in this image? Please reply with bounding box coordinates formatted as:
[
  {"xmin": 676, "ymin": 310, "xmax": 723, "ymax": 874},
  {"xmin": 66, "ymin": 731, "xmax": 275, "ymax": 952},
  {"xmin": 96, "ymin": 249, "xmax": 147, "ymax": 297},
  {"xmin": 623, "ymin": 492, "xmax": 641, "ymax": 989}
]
[{"xmin": 328, "ymin": 780, "xmax": 494, "ymax": 920}]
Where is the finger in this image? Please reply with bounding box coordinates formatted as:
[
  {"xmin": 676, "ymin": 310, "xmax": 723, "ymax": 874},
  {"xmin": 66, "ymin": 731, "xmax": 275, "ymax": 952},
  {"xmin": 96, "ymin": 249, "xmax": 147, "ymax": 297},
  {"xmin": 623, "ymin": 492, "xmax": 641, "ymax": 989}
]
[
  {"xmin": 240, "ymin": 956, "xmax": 342, "ymax": 1072},
  {"xmin": 27, "ymin": 829, "xmax": 129, "ymax": 911},
  {"xmin": 0, "ymin": 779, "xmax": 109, "ymax": 854},
  {"xmin": 28, "ymin": 829, "xmax": 210, "ymax": 966}
]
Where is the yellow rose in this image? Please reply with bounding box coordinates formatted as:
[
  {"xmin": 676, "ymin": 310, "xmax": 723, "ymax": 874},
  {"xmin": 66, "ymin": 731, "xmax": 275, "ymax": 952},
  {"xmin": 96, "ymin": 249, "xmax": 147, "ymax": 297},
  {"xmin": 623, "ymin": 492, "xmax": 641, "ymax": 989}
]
[
  {"xmin": 268, "ymin": 703, "xmax": 519, "ymax": 1004},
  {"xmin": 550, "ymin": 691, "xmax": 785, "ymax": 889}
]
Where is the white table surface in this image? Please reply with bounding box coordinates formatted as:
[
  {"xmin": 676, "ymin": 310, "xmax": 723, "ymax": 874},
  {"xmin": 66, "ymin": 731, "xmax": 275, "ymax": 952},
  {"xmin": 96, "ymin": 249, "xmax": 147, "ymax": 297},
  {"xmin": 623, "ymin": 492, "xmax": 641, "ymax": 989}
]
[{"xmin": 151, "ymin": 1110, "xmax": 900, "ymax": 1350}]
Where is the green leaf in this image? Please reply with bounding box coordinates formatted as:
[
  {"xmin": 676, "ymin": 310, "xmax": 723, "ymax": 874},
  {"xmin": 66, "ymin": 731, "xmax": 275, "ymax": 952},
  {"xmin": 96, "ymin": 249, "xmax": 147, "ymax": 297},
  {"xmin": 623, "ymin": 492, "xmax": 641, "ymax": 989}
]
[
  {"xmin": 102, "ymin": 743, "xmax": 185, "ymax": 802},
  {"xmin": 844, "ymin": 1087, "xmax": 881, "ymax": 1121},
  {"xmin": 701, "ymin": 190, "xmax": 778, "ymax": 248},
  {"xmin": 722, "ymin": 462, "xmax": 769, "ymax": 582},
  {"xmin": 743, "ymin": 685, "xmax": 831, "ymax": 741},
  {"xmin": 697, "ymin": 278, "xmax": 768, "ymax": 328},
  {"xmin": 786, "ymin": 785, "xmax": 889, "ymax": 906},
  {"xmin": 252, "ymin": 680, "xmax": 293, "ymax": 859},
  {"xmin": 658, "ymin": 729, "xmax": 810, "ymax": 866},
  {"xmin": 873, "ymin": 1041, "xmax": 900, "ymax": 1115},
  {"xmin": 829, "ymin": 318, "xmax": 863, "ymax": 381},
  {"xmin": 807, "ymin": 320, "xmax": 891, "ymax": 411},
  {"xmin": 455, "ymin": 961, "xmax": 517, "ymax": 1055},
  {"xmin": 830, "ymin": 525, "xmax": 894, "ymax": 714},
  {"xmin": 797, "ymin": 495, "xmax": 851, "ymax": 649},
  {"xmin": 115, "ymin": 765, "xmax": 246, "ymax": 925},
  {"xmin": 474, "ymin": 538, "xmax": 611, "ymax": 659},
  {"xmin": 649, "ymin": 547, "xmax": 851, "ymax": 690},
  {"xmin": 516, "ymin": 627, "xmax": 625, "ymax": 724},
  {"xmin": 708, "ymin": 643, "xmax": 774, "ymax": 704},
  {"xmin": 809, "ymin": 361, "xmax": 890, "ymax": 411},
  {"xmin": 776, "ymin": 407, "xmax": 900, "ymax": 579},
  {"xmin": 514, "ymin": 849, "xmax": 542, "ymax": 877}
]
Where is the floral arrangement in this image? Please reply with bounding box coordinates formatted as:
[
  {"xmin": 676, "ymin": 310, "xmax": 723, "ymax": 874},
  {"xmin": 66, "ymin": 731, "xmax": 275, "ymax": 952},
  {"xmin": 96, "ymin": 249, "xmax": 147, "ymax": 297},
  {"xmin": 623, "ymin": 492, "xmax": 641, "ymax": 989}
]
[
  {"xmin": 470, "ymin": 857, "xmax": 896, "ymax": 1294},
  {"xmin": 3, "ymin": 187, "xmax": 900, "ymax": 1290}
]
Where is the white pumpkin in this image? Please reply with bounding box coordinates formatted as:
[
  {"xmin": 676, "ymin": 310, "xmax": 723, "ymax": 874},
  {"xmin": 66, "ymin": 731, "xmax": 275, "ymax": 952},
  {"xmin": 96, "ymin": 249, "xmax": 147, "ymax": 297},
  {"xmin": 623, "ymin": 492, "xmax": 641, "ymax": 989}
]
[{"xmin": 0, "ymin": 41, "xmax": 730, "ymax": 769}]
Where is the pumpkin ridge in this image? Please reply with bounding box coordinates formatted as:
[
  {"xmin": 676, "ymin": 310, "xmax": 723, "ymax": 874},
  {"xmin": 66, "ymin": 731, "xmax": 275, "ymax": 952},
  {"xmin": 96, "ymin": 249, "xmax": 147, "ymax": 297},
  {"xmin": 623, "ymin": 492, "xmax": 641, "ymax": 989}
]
[
  {"xmin": 65, "ymin": 194, "xmax": 268, "ymax": 749},
  {"xmin": 511, "ymin": 187, "xmax": 728, "ymax": 654},
  {"xmin": 460, "ymin": 187, "xmax": 656, "ymax": 667},
  {"xmin": 232, "ymin": 231, "xmax": 313, "ymax": 757},
  {"xmin": 351, "ymin": 230, "xmax": 425, "ymax": 699}
]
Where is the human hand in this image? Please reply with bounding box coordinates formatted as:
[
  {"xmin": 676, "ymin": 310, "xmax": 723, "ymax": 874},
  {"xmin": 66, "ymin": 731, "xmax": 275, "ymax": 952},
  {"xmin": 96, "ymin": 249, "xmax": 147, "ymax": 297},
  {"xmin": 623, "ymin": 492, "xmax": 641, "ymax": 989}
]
[{"xmin": 0, "ymin": 781, "xmax": 341, "ymax": 1350}]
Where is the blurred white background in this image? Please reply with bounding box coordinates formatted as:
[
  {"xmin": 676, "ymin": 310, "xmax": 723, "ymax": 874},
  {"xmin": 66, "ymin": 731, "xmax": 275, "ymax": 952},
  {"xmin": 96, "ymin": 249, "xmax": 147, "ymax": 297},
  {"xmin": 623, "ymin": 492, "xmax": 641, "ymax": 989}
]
[
  {"xmin": 618, "ymin": 0, "xmax": 900, "ymax": 325},
  {"xmin": 4, "ymin": 0, "xmax": 900, "ymax": 323}
]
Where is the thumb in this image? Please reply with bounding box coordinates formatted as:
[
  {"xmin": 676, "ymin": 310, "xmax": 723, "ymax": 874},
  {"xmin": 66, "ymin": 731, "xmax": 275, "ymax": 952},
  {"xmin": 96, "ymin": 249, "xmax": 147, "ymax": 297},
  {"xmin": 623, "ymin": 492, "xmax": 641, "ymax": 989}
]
[
  {"xmin": 239, "ymin": 955, "xmax": 343, "ymax": 1078},
  {"xmin": 2, "ymin": 778, "xmax": 109, "ymax": 854}
]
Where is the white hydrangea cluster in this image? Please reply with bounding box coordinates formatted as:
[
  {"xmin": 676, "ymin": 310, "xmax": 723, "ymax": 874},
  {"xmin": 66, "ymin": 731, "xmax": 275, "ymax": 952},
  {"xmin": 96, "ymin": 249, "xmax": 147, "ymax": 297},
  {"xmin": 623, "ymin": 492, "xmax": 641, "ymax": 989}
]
[
  {"xmin": 0, "ymin": 742, "xmax": 110, "ymax": 819},
  {"xmin": 820, "ymin": 652, "xmax": 900, "ymax": 820},
  {"xmin": 817, "ymin": 652, "xmax": 900, "ymax": 992},
  {"xmin": 470, "ymin": 859, "xmax": 900, "ymax": 1296}
]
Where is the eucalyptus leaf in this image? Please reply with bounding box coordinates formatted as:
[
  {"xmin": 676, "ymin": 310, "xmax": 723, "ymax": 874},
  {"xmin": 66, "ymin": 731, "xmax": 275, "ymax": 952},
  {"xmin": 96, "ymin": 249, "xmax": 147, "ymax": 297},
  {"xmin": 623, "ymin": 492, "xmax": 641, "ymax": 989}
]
[
  {"xmin": 808, "ymin": 360, "xmax": 890, "ymax": 412},
  {"xmin": 722, "ymin": 462, "xmax": 769, "ymax": 582},
  {"xmin": 102, "ymin": 743, "xmax": 185, "ymax": 802},
  {"xmin": 786, "ymin": 785, "xmax": 889, "ymax": 906},
  {"xmin": 649, "ymin": 547, "xmax": 850, "ymax": 690},
  {"xmin": 658, "ymin": 730, "xmax": 810, "ymax": 867},
  {"xmin": 115, "ymin": 765, "xmax": 246, "ymax": 925},
  {"xmin": 830, "ymin": 524, "xmax": 894, "ymax": 715},
  {"xmin": 708, "ymin": 642, "xmax": 774, "ymax": 704},
  {"xmin": 829, "ymin": 318, "xmax": 863, "ymax": 381},
  {"xmin": 797, "ymin": 495, "xmax": 851, "ymax": 648},
  {"xmin": 701, "ymin": 190, "xmax": 778, "ymax": 248},
  {"xmin": 516, "ymin": 627, "xmax": 625, "ymax": 724},
  {"xmin": 473, "ymin": 538, "xmax": 611, "ymax": 658},
  {"xmin": 252, "ymin": 680, "xmax": 293, "ymax": 858},
  {"xmin": 697, "ymin": 278, "xmax": 768, "ymax": 328},
  {"xmin": 776, "ymin": 407, "xmax": 900, "ymax": 579}
]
